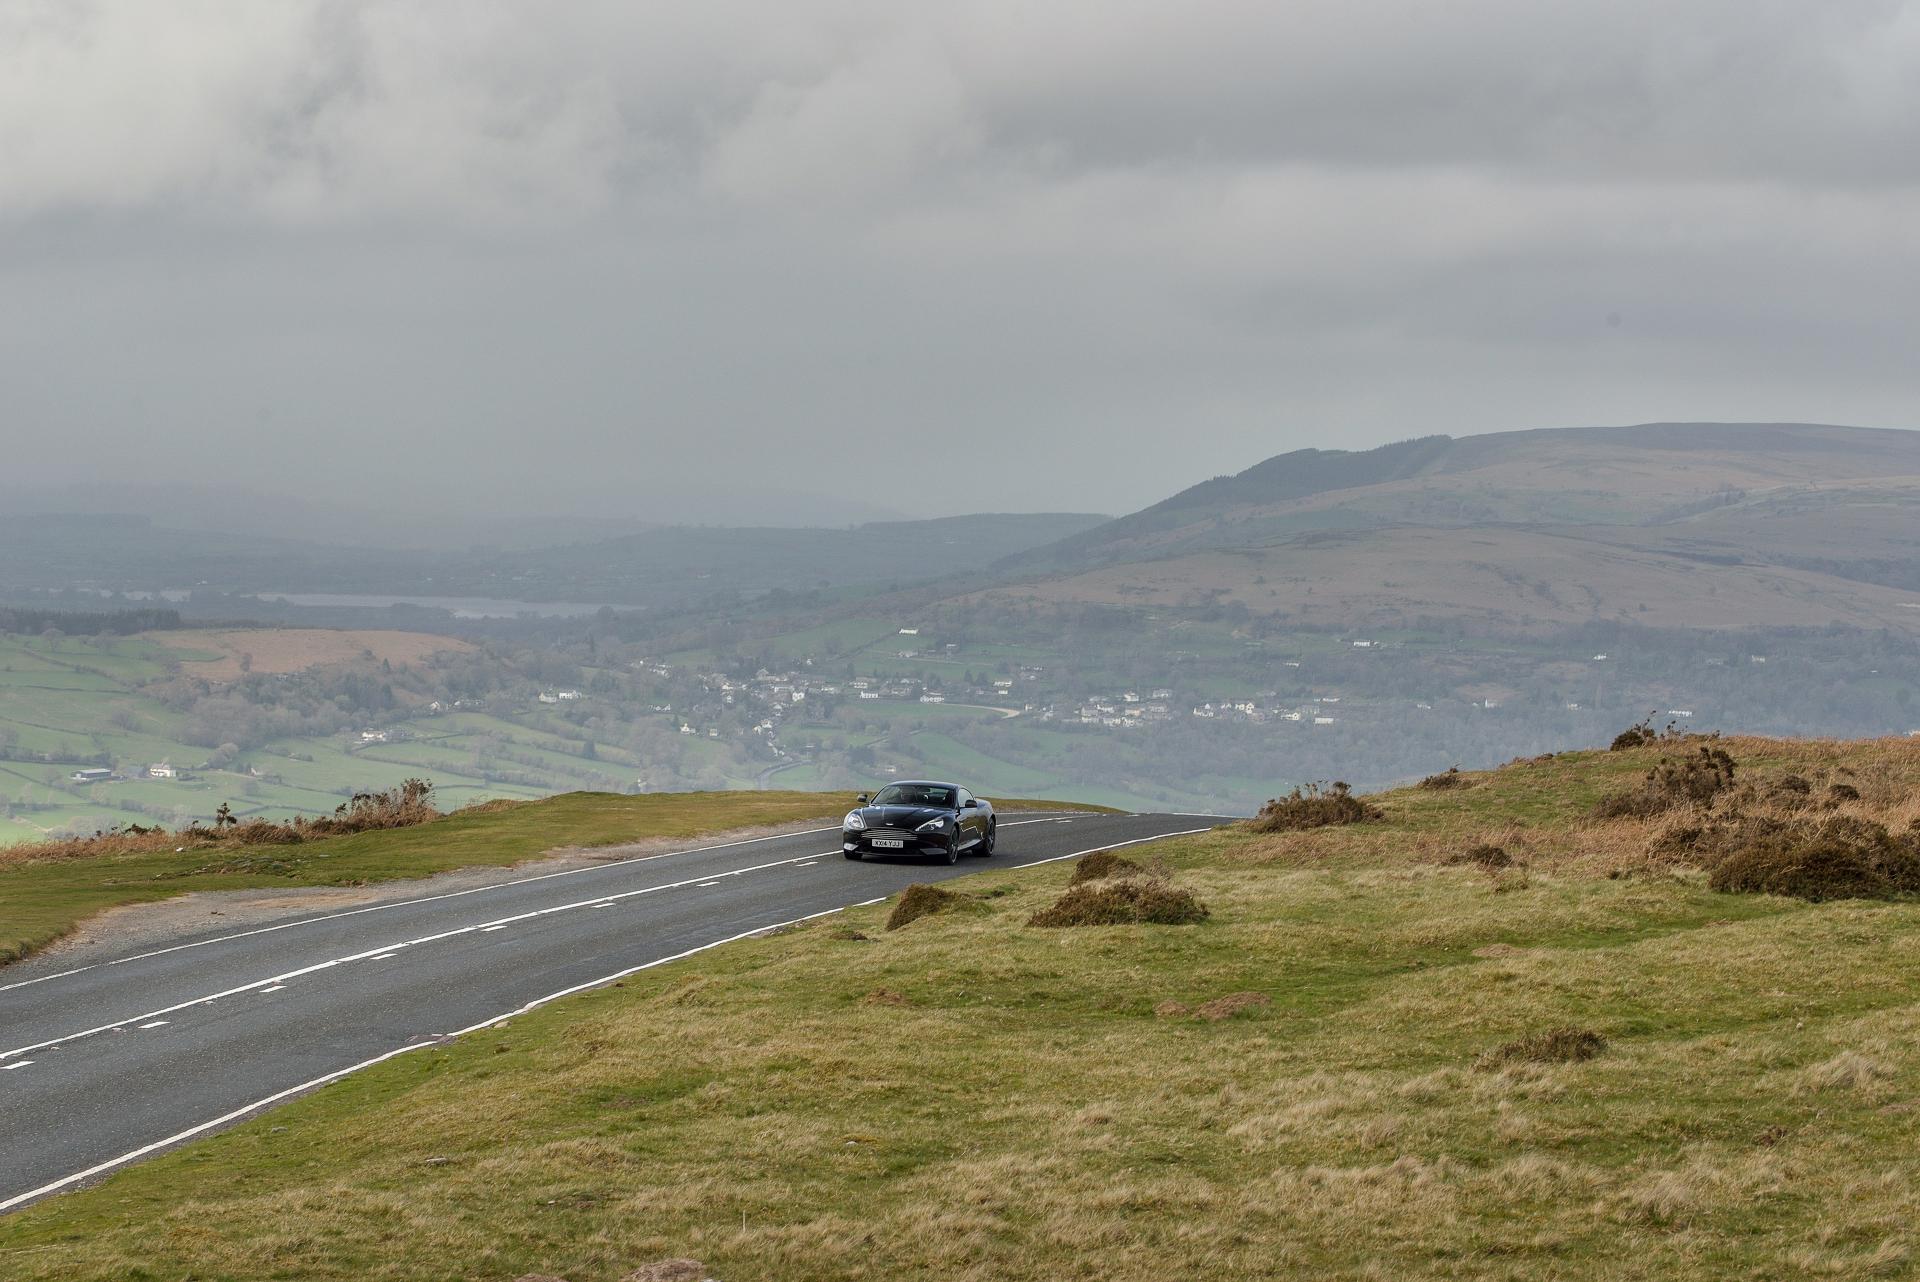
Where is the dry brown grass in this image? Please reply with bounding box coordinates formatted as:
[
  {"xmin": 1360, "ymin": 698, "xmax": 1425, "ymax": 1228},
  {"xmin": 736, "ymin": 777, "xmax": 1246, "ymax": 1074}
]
[
  {"xmin": 884, "ymin": 883, "xmax": 964, "ymax": 931},
  {"xmin": 1476, "ymin": 1027, "xmax": 1608, "ymax": 1069},
  {"xmin": 1027, "ymin": 875, "xmax": 1209, "ymax": 927},
  {"xmin": 0, "ymin": 779, "xmax": 442, "ymax": 870},
  {"xmin": 1067, "ymin": 850, "xmax": 1145, "ymax": 885},
  {"xmin": 154, "ymin": 628, "xmax": 473, "ymax": 679},
  {"xmin": 1248, "ymin": 781, "xmax": 1380, "ymax": 833},
  {"xmin": 1418, "ymin": 767, "xmax": 1472, "ymax": 790}
]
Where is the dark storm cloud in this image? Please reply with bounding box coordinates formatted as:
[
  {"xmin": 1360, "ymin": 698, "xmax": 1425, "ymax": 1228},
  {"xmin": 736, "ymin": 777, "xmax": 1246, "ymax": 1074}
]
[{"xmin": 2, "ymin": 1, "xmax": 1917, "ymax": 529}]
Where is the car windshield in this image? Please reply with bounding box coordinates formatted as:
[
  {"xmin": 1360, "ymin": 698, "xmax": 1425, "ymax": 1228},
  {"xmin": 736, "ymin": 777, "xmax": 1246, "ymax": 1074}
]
[{"xmin": 870, "ymin": 783, "xmax": 957, "ymax": 808}]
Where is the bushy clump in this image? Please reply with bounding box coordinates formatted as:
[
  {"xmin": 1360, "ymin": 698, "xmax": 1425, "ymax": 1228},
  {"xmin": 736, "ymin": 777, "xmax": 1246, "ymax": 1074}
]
[
  {"xmin": 1609, "ymin": 713, "xmax": 1689, "ymax": 751},
  {"xmin": 1068, "ymin": 850, "xmax": 1145, "ymax": 885},
  {"xmin": 1028, "ymin": 877, "xmax": 1210, "ymax": 928},
  {"xmin": 1592, "ymin": 746, "xmax": 1737, "ymax": 819},
  {"xmin": 1825, "ymin": 782, "xmax": 1862, "ymax": 805},
  {"xmin": 1419, "ymin": 767, "xmax": 1470, "ymax": 791},
  {"xmin": 1248, "ymin": 781, "xmax": 1380, "ymax": 833},
  {"xmin": 0, "ymin": 778, "xmax": 441, "ymax": 869},
  {"xmin": 885, "ymin": 883, "xmax": 965, "ymax": 931},
  {"xmin": 1706, "ymin": 816, "xmax": 1920, "ymax": 902},
  {"xmin": 1477, "ymin": 1027, "xmax": 1607, "ymax": 1069},
  {"xmin": 1444, "ymin": 844, "xmax": 1513, "ymax": 869}
]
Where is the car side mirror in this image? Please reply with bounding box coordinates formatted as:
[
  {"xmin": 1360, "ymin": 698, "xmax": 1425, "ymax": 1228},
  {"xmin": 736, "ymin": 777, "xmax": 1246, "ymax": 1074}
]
[
  {"xmin": 963, "ymin": 798, "xmax": 979, "ymax": 808},
  {"xmin": 857, "ymin": 794, "xmax": 869, "ymax": 806}
]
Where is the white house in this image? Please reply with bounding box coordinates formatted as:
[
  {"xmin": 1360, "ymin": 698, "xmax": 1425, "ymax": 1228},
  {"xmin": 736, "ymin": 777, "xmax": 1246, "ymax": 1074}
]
[
  {"xmin": 148, "ymin": 761, "xmax": 176, "ymax": 779},
  {"xmin": 919, "ymin": 693, "xmax": 946, "ymax": 704},
  {"xmin": 859, "ymin": 690, "xmax": 881, "ymax": 700},
  {"xmin": 898, "ymin": 627, "xmax": 919, "ymax": 635},
  {"xmin": 359, "ymin": 729, "xmax": 389, "ymax": 743}
]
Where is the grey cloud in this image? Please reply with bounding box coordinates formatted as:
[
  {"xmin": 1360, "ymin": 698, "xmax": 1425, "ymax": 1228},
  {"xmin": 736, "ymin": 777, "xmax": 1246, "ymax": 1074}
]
[{"xmin": 1, "ymin": 2, "xmax": 1916, "ymax": 527}]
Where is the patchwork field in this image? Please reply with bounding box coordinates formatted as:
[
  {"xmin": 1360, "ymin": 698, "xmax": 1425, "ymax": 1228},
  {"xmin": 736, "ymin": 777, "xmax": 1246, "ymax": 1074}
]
[{"xmin": 5, "ymin": 734, "xmax": 1918, "ymax": 1279}]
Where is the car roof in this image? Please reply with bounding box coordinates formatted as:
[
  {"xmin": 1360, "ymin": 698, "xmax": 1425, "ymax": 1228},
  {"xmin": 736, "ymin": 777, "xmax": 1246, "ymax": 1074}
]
[{"xmin": 882, "ymin": 779, "xmax": 961, "ymax": 789}]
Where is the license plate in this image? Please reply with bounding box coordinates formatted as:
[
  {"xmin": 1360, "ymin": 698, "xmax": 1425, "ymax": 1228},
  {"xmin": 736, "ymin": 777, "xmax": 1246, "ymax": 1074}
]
[{"xmin": 870, "ymin": 838, "xmax": 904, "ymax": 849}]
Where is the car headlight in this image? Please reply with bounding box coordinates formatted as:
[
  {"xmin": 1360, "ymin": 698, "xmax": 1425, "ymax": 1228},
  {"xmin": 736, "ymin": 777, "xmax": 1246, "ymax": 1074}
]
[
  {"xmin": 916, "ymin": 817, "xmax": 949, "ymax": 832},
  {"xmin": 844, "ymin": 811, "xmax": 866, "ymax": 831}
]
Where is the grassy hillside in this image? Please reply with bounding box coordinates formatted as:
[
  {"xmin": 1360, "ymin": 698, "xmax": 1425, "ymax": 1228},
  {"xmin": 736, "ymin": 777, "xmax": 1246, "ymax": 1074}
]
[
  {"xmin": 7, "ymin": 735, "xmax": 1920, "ymax": 1279},
  {"xmin": 983, "ymin": 423, "xmax": 1920, "ymax": 632}
]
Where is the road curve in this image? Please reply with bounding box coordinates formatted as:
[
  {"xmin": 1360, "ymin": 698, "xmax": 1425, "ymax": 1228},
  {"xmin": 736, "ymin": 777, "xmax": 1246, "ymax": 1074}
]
[{"xmin": 0, "ymin": 810, "xmax": 1227, "ymax": 1212}]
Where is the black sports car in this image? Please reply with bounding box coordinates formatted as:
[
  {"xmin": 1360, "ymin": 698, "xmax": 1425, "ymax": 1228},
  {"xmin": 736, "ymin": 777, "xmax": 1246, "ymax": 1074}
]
[{"xmin": 842, "ymin": 781, "xmax": 996, "ymax": 864}]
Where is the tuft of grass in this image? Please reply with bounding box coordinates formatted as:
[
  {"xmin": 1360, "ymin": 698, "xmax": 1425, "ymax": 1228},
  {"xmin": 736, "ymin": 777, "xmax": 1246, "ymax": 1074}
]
[
  {"xmin": 1027, "ymin": 876, "xmax": 1209, "ymax": 927},
  {"xmin": 1704, "ymin": 816, "xmax": 1920, "ymax": 902},
  {"xmin": 1066, "ymin": 850, "xmax": 1145, "ymax": 885},
  {"xmin": 1476, "ymin": 1027, "xmax": 1608, "ymax": 1069},
  {"xmin": 1247, "ymin": 781, "xmax": 1379, "ymax": 832},
  {"xmin": 1419, "ymin": 766, "xmax": 1471, "ymax": 790},
  {"xmin": 884, "ymin": 883, "xmax": 967, "ymax": 931},
  {"xmin": 1444, "ymin": 844, "xmax": 1513, "ymax": 869}
]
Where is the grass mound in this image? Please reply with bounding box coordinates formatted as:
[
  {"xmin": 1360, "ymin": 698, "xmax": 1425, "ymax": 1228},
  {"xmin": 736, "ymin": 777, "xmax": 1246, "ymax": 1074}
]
[
  {"xmin": 1193, "ymin": 991, "xmax": 1270, "ymax": 1021},
  {"xmin": 1444, "ymin": 844, "xmax": 1512, "ymax": 869},
  {"xmin": 1028, "ymin": 876, "xmax": 1209, "ymax": 927},
  {"xmin": 1477, "ymin": 1027, "xmax": 1607, "ymax": 1069},
  {"xmin": 1067, "ymin": 850, "xmax": 1145, "ymax": 884},
  {"xmin": 1418, "ymin": 767, "xmax": 1471, "ymax": 790},
  {"xmin": 884, "ymin": 883, "xmax": 964, "ymax": 931},
  {"xmin": 1592, "ymin": 745, "xmax": 1737, "ymax": 819},
  {"xmin": 1248, "ymin": 781, "xmax": 1380, "ymax": 832}
]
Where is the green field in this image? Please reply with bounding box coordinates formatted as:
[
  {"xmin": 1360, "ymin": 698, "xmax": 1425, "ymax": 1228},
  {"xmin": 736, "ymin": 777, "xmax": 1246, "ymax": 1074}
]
[
  {"xmin": 8, "ymin": 737, "xmax": 1920, "ymax": 1278},
  {"xmin": 0, "ymin": 633, "xmax": 762, "ymax": 846}
]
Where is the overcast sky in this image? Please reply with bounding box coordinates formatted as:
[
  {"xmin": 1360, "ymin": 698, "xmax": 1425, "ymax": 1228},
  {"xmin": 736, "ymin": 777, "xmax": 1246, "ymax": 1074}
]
[{"xmin": 3, "ymin": 1, "xmax": 1919, "ymax": 532}]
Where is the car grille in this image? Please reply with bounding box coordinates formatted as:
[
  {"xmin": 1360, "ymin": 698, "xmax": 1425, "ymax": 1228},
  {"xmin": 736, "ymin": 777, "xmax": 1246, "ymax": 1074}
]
[{"xmin": 863, "ymin": 827, "xmax": 916, "ymax": 841}]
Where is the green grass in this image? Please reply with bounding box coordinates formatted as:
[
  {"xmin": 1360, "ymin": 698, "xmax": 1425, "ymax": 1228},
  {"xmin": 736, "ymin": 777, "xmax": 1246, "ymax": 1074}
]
[{"xmin": 7, "ymin": 737, "xmax": 1920, "ymax": 1278}]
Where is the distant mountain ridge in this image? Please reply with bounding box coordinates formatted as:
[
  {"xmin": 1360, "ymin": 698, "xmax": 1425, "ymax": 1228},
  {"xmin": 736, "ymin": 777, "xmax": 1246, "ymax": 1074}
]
[{"xmin": 978, "ymin": 422, "xmax": 1920, "ymax": 633}]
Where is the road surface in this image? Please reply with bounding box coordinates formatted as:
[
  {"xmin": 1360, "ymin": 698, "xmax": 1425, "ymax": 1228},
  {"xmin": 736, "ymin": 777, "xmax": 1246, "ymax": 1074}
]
[{"xmin": 0, "ymin": 809, "xmax": 1226, "ymax": 1211}]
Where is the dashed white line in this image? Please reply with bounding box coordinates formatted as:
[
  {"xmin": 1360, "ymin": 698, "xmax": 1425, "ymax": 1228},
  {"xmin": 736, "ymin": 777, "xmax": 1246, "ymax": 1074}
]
[
  {"xmin": 137, "ymin": 1021, "xmax": 169, "ymax": 1030},
  {"xmin": 259, "ymin": 986, "xmax": 286, "ymax": 994},
  {"xmin": 0, "ymin": 1061, "xmax": 32, "ymax": 1072},
  {"xmin": 0, "ymin": 849, "xmax": 834, "ymax": 1065},
  {"xmin": 369, "ymin": 954, "xmax": 397, "ymax": 961},
  {"xmin": 696, "ymin": 881, "xmax": 722, "ymax": 887}
]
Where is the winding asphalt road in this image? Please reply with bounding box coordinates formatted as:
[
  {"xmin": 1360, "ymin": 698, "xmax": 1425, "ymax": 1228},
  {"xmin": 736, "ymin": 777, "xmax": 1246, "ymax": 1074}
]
[{"xmin": 0, "ymin": 809, "xmax": 1225, "ymax": 1212}]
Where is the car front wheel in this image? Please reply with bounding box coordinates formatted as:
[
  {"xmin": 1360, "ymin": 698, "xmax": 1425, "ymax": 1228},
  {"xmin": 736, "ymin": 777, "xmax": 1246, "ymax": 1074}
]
[
  {"xmin": 979, "ymin": 820, "xmax": 996, "ymax": 857},
  {"xmin": 939, "ymin": 839, "xmax": 959, "ymax": 865}
]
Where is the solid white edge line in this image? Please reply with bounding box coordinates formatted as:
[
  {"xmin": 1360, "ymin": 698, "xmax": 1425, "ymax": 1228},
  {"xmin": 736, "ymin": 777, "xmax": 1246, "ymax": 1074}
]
[
  {"xmin": 0, "ymin": 966, "xmax": 96, "ymax": 996},
  {"xmin": 0, "ymin": 901, "xmax": 860, "ymax": 1213},
  {"xmin": 0, "ymin": 822, "xmax": 1212, "ymax": 1214}
]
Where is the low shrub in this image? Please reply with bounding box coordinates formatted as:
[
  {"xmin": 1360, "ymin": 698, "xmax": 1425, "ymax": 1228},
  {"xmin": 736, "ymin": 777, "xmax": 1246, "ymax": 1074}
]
[
  {"xmin": 885, "ymin": 883, "xmax": 964, "ymax": 931},
  {"xmin": 1029, "ymin": 877, "xmax": 1210, "ymax": 928},
  {"xmin": 0, "ymin": 778, "xmax": 442, "ymax": 869},
  {"xmin": 1419, "ymin": 767, "xmax": 1470, "ymax": 790},
  {"xmin": 1477, "ymin": 1027, "xmax": 1607, "ymax": 1069},
  {"xmin": 1248, "ymin": 781, "xmax": 1380, "ymax": 833},
  {"xmin": 1592, "ymin": 746, "xmax": 1737, "ymax": 819},
  {"xmin": 1444, "ymin": 844, "xmax": 1512, "ymax": 869},
  {"xmin": 1706, "ymin": 816, "xmax": 1920, "ymax": 902},
  {"xmin": 1068, "ymin": 850, "xmax": 1145, "ymax": 885}
]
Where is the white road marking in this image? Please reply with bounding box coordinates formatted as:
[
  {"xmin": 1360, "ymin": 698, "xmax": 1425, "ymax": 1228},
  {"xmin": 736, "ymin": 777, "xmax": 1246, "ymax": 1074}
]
[
  {"xmin": 137, "ymin": 1021, "xmax": 169, "ymax": 1030},
  {"xmin": 0, "ymin": 849, "xmax": 834, "ymax": 1064},
  {"xmin": 590, "ymin": 902, "xmax": 615, "ymax": 909},
  {"xmin": 0, "ymin": 899, "xmax": 865, "ymax": 1212},
  {"xmin": 696, "ymin": 881, "xmax": 721, "ymax": 887},
  {"xmin": 0, "ymin": 822, "xmax": 1218, "ymax": 1213},
  {"xmin": 0, "ymin": 1061, "xmax": 32, "ymax": 1072},
  {"xmin": 370, "ymin": 954, "xmax": 397, "ymax": 961},
  {"xmin": 66, "ymin": 823, "xmax": 849, "ymax": 975},
  {"xmin": 0, "ymin": 814, "xmax": 1104, "ymax": 997},
  {"xmin": 0, "ymin": 966, "xmax": 95, "ymax": 996},
  {"xmin": 259, "ymin": 986, "xmax": 286, "ymax": 994}
]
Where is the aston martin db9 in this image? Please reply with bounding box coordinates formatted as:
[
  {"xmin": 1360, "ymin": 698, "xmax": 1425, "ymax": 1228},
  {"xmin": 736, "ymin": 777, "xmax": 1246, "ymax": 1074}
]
[{"xmin": 842, "ymin": 781, "xmax": 996, "ymax": 863}]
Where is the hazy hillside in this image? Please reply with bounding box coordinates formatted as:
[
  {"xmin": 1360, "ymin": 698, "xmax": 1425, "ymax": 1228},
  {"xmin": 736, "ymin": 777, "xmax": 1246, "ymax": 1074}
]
[
  {"xmin": 981, "ymin": 423, "xmax": 1920, "ymax": 631},
  {"xmin": 0, "ymin": 511, "xmax": 1109, "ymax": 611}
]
